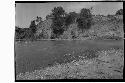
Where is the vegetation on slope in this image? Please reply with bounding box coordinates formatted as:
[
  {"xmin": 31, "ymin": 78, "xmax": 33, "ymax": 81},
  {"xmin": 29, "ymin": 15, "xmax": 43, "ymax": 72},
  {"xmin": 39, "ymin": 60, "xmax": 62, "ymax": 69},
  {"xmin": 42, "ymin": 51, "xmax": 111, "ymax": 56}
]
[{"xmin": 15, "ymin": 7, "xmax": 123, "ymax": 40}]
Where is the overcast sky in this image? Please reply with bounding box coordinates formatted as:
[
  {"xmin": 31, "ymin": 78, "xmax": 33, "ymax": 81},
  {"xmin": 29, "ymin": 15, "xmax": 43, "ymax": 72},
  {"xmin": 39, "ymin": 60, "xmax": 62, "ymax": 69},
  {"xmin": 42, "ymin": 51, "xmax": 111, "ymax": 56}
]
[{"xmin": 15, "ymin": 2, "xmax": 123, "ymax": 28}]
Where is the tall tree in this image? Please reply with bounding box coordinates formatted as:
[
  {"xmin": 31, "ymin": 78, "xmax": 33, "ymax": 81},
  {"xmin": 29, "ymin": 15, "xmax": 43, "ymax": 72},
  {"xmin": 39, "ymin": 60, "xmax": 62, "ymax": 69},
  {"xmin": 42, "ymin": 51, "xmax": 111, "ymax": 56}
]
[
  {"xmin": 29, "ymin": 20, "xmax": 37, "ymax": 33},
  {"xmin": 50, "ymin": 6, "xmax": 66, "ymax": 38},
  {"xmin": 29, "ymin": 20, "xmax": 37, "ymax": 40},
  {"xmin": 77, "ymin": 8, "xmax": 92, "ymax": 31}
]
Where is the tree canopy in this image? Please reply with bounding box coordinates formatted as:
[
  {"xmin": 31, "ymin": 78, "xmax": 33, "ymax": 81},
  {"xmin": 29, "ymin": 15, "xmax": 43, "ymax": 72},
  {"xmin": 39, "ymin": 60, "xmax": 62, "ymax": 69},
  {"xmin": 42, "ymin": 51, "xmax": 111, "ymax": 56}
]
[
  {"xmin": 50, "ymin": 6, "xmax": 66, "ymax": 38},
  {"xmin": 116, "ymin": 9, "xmax": 123, "ymax": 15},
  {"xmin": 77, "ymin": 8, "xmax": 92, "ymax": 31}
]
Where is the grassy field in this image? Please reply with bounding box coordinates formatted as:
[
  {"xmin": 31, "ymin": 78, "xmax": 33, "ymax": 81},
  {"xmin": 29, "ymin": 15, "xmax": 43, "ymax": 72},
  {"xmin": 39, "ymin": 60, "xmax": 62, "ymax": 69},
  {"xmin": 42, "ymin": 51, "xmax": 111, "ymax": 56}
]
[{"xmin": 16, "ymin": 47, "xmax": 124, "ymax": 80}]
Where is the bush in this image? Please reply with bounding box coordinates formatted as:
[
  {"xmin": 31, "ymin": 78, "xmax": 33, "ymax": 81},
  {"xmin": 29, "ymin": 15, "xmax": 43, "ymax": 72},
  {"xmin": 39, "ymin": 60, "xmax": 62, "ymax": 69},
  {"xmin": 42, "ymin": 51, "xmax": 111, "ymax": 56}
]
[
  {"xmin": 60, "ymin": 23, "xmax": 78, "ymax": 39},
  {"xmin": 15, "ymin": 26, "xmax": 32, "ymax": 40}
]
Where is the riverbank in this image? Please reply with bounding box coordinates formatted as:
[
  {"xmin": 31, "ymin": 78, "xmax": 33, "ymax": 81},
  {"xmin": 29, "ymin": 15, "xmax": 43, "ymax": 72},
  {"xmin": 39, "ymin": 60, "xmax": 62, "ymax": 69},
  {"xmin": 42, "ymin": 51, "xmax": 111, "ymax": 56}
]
[
  {"xmin": 16, "ymin": 48, "xmax": 124, "ymax": 80},
  {"xmin": 15, "ymin": 36, "xmax": 124, "ymax": 42}
]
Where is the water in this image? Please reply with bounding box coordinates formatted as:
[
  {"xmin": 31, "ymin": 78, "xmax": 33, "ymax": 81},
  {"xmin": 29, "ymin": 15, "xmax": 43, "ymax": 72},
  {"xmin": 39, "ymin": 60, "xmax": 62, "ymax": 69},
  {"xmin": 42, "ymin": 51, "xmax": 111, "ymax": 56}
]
[{"xmin": 15, "ymin": 40, "xmax": 124, "ymax": 74}]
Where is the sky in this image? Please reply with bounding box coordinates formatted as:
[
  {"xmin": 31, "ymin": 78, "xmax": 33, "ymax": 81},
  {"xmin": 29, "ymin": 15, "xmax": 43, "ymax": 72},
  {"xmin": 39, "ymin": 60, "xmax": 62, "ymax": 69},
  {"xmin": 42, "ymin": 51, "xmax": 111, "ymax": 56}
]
[{"xmin": 15, "ymin": 2, "xmax": 123, "ymax": 28}]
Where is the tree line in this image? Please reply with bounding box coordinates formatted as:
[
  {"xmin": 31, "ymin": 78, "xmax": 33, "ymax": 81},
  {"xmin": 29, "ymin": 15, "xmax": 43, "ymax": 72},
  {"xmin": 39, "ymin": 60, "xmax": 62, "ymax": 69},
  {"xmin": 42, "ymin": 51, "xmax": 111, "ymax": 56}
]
[{"xmin": 15, "ymin": 7, "xmax": 123, "ymax": 40}]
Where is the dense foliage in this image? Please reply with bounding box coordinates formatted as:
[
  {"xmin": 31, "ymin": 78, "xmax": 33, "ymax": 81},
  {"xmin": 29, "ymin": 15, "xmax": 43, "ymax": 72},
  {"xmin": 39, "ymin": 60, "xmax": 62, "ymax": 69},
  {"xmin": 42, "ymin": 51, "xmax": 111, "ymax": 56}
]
[
  {"xmin": 15, "ymin": 6, "xmax": 123, "ymax": 40},
  {"xmin": 29, "ymin": 20, "xmax": 37, "ymax": 34},
  {"xmin": 116, "ymin": 9, "xmax": 123, "ymax": 15},
  {"xmin": 15, "ymin": 26, "xmax": 31, "ymax": 40},
  {"xmin": 50, "ymin": 6, "xmax": 66, "ymax": 38},
  {"xmin": 77, "ymin": 8, "xmax": 92, "ymax": 31},
  {"xmin": 65, "ymin": 12, "xmax": 78, "ymax": 26},
  {"xmin": 15, "ymin": 20, "xmax": 37, "ymax": 40}
]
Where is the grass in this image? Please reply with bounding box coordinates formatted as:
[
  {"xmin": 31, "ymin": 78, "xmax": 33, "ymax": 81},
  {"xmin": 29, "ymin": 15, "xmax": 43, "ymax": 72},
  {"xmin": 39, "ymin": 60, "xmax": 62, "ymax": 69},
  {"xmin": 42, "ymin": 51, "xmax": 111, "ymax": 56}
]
[{"xmin": 16, "ymin": 48, "xmax": 124, "ymax": 80}]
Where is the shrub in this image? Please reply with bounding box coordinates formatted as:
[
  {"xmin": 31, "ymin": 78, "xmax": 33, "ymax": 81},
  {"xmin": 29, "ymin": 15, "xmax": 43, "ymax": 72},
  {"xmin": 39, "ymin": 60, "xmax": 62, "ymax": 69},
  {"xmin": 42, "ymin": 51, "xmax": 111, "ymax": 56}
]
[
  {"xmin": 60, "ymin": 23, "xmax": 78, "ymax": 39},
  {"xmin": 15, "ymin": 26, "xmax": 32, "ymax": 40}
]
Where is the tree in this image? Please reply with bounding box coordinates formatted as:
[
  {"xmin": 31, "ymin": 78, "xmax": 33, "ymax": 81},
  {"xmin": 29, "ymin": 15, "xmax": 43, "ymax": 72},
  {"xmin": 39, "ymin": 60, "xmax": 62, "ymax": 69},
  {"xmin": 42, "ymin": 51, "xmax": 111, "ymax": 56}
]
[
  {"xmin": 52, "ymin": 6, "xmax": 65, "ymax": 18},
  {"xmin": 116, "ymin": 9, "xmax": 123, "ymax": 15},
  {"xmin": 80, "ymin": 8, "xmax": 92, "ymax": 18},
  {"xmin": 36, "ymin": 16, "xmax": 42, "ymax": 23},
  {"xmin": 50, "ymin": 6, "xmax": 66, "ymax": 38},
  {"xmin": 29, "ymin": 20, "xmax": 37, "ymax": 40},
  {"xmin": 77, "ymin": 8, "xmax": 92, "ymax": 31},
  {"xmin": 65, "ymin": 12, "xmax": 78, "ymax": 26},
  {"xmin": 29, "ymin": 20, "xmax": 37, "ymax": 33},
  {"xmin": 46, "ymin": 14, "xmax": 53, "ymax": 20}
]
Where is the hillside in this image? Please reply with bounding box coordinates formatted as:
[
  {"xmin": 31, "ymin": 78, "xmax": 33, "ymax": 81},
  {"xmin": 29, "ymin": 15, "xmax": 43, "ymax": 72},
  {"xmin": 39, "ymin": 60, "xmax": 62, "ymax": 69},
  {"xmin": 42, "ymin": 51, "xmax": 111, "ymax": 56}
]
[{"xmin": 35, "ymin": 15, "xmax": 124, "ymax": 40}]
